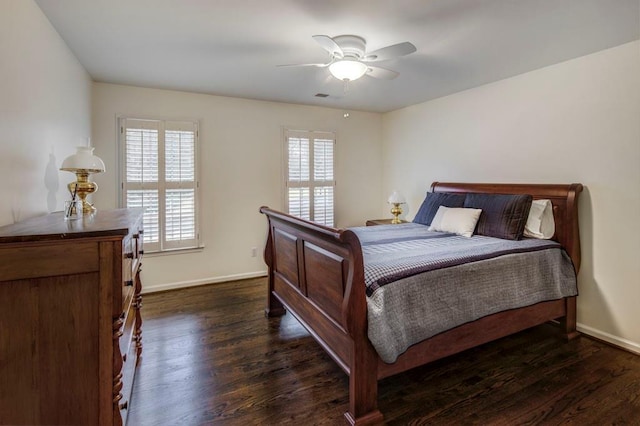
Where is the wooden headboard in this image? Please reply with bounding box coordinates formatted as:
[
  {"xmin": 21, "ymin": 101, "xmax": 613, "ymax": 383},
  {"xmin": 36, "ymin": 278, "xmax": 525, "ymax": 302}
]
[{"xmin": 430, "ymin": 182, "xmax": 583, "ymax": 273}]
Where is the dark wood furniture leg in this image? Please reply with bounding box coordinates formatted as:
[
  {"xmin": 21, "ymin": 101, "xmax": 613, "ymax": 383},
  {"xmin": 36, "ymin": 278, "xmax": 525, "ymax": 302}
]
[
  {"xmin": 562, "ymin": 296, "xmax": 579, "ymax": 340},
  {"xmin": 264, "ymin": 232, "xmax": 286, "ymax": 317},
  {"xmin": 345, "ymin": 342, "xmax": 383, "ymax": 425}
]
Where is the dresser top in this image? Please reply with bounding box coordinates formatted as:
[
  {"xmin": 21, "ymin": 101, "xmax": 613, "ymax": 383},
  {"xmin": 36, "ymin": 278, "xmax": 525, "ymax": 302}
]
[{"xmin": 0, "ymin": 208, "xmax": 144, "ymax": 244}]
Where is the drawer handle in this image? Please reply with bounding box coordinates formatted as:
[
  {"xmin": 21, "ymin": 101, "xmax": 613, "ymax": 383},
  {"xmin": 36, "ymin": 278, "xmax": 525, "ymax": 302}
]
[
  {"xmin": 119, "ymin": 400, "xmax": 128, "ymax": 410},
  {"xmin": 138, "ymin": 250, "xmax": 144, "ymax": 256},
  {"xmin": 139, "ymin": 230, "xmax": 144, "ymax": 235},
  {"xmin": 124, "ymin": 252, "xmax": 134, "ymax": 259},
  {"xmin": 124, "ymin": 280, "xmax": 134, "ymax": 287}
]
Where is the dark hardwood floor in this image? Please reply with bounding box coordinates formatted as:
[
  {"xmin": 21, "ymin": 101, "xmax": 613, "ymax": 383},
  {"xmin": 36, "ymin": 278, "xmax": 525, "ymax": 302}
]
[{"xmin": 128, "ymin": 278, "xmax": 640, "ymax": 425}]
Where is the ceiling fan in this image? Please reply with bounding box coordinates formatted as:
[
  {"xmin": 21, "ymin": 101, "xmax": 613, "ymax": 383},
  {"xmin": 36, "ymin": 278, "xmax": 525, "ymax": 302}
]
[{"xmin": 279, "ymin": 35, "xmax": 417, "ymax": 82}]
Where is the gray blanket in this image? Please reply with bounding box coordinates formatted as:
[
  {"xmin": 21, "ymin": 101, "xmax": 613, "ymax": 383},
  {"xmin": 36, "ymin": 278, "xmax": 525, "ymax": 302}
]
[{"xmin": 350, "ymin": 223, "xmax": 578, "ymax": 363}]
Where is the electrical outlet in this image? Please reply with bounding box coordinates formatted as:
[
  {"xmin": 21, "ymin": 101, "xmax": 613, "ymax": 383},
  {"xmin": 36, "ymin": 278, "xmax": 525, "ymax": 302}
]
[{"xmin": 251, "ymin": 247, "xmax": 257, "ymax": 257}]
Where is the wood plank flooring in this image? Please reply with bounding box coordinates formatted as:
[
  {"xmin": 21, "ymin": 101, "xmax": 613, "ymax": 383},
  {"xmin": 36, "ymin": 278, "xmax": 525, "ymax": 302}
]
[{"xmin": 128, "ymin": 278, "xmax": 640, "ymax": 425}]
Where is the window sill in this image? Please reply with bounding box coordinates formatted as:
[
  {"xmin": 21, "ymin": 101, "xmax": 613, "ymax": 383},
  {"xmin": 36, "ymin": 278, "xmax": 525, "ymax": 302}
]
[{"xmin": 144, "ymin": 245, "xmax": 205, "ymax": 257}]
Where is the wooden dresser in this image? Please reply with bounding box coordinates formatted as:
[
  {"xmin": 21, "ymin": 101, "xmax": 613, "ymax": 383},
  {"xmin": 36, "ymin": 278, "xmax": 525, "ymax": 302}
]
[{"xmin": 0, "ymin": 208, "xmax": 144, "ymax": 425}]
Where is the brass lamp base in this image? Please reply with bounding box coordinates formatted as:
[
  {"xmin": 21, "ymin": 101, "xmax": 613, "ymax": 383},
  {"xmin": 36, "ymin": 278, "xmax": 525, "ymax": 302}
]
[
  {"xmin": 68, "ymin": 170, "xmax": 98, "ymax": 214},
  {"xmin": 390, "ymin": 203, "xmax": 403, "ymax": 224}
]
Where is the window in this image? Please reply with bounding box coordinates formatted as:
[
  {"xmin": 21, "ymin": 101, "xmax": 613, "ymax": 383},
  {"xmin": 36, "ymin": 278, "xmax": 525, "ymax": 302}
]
[
  {"xmin": 284, "ymin": 129, "xmax": 335, "ymax": 227},
  {"xmin": 119, "ymin": 118, "xmax": 200, "ymax": 253}
]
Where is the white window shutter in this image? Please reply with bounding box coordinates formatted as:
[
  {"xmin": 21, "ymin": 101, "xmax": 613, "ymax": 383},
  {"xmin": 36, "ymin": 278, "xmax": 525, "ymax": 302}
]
[
  {"xmin": 165, "ymin": 189, "xmax": 196, "ymax": 242},
  {"xmin": 122, "ymin": 119, "xmax": 161, "ymax": 251},
  {"xmin": 126, "ymin": 189, "xmax": 160, "ymax": 250},
  {"xmin": 125, "ymin": 126, "xmax": 159, "ymax": 183},
  {"xmin": 165, "ymin": 129, "xmax": 196, "ymax": 182},
  {"xmin": 288, "ymin": 187, "xmax": 310, "ymax": 221},
  {"xmin": 284, "ymin": 130, "xmax": 335, "ymax": 227},
  {"xmin": 121, "ymin": 118, "xmax": 199, "ymax": 253},
  {"xmin": 313, "ymin": 139, "xmax": 334, "ymax": 182},
  {"xmin": 287, "ymin": 137, "xmax": 310, "ymax": 182},
  {"xmin": 314, "ymin": 186, "xmax": 334, "ymax": 226},
  {"xmin": 163, "ymin": 122, "xmax": 197, "ymax": 250}
]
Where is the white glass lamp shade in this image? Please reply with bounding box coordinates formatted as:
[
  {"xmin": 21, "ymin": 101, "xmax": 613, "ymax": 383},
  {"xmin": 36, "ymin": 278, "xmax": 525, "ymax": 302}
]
[
  {"xmin": 60, "ymin": 146, "xmax": 106, "ymax": 173},
  {"xmin": 329, "ymin": 60, "xmax": 368, "ymax": 81},
  {"xmin": 387, "ymin": 190, "xmax": 406, "ymax": 204}
]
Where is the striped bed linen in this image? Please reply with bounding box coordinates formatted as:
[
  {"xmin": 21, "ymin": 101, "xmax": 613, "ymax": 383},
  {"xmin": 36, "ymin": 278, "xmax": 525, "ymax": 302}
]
[{"xmin": 349, "ymin": 223, "xmax": 578, "ymax": 363}]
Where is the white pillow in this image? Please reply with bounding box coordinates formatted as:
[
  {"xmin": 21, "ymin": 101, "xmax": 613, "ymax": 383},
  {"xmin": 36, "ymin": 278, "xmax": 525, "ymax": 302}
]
[
  {"xmin": 428, "ymin": 206, "xmax": 482, "ymax": 238},
  {"xmin": 524, "ymin": 199, "xmax": 555, "ymax": 239}
]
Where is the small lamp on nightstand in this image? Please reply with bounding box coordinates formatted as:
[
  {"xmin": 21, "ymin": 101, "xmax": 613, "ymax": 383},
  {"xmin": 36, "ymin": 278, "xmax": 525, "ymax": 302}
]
[{"xmin": 387, "ymin": 190, "xmax": 406, "ymax": 224}]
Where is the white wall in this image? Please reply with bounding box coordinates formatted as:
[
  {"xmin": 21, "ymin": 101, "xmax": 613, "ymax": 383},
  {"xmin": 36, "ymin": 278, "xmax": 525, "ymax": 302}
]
[
  {"xmin": 92, "ymin": 83, "xmax": 383, "ymax": 292},
  {"xmin": 382, "ymin": 41, "xmax": 640, "ymax": 353},
  {"xmin": 10, "ymin": 0, "xmax": 634, "ymax": 352},
  {"xmin": 0, "ymin": 0, "xmax": 92, "ymax": 226}
]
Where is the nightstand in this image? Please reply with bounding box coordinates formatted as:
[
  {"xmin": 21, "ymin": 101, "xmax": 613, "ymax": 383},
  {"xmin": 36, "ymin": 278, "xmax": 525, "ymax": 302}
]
[{"xmin": 366, "ymin": 219, "xmax": 408, "ymax": 226}]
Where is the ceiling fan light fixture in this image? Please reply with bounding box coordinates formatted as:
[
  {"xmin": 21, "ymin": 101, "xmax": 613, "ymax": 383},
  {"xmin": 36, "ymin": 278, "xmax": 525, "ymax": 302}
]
[{"xmin": 329, "ymin": 60, "xmax": 368, "ymax": 81}]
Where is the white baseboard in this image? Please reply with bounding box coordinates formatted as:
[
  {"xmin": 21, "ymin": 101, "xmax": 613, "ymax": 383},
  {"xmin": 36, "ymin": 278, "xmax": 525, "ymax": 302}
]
[
  {"xmin": 577, "ymin": 322, "xmax": 640, "ymax": 355},
  {"xmin": 141, "ymin": 270, "xmax": 268, "ymax": 294}
]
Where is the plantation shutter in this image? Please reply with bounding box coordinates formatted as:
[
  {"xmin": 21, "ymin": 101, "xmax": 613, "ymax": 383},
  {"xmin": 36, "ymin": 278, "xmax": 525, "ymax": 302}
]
[
  {"xmin": 163, "ymin": 121, "xmax": 197, "ymax": 250},
  {"xmin": 313, "ymin": 138, "xmax": 334, "ymax": 226},
  {"xmin": 287, "ymin": 135, "xmax": 311, "ymax": 220},
  {"xmin": 285, "ymin": 130, "xmax": 335, "ymax": 227},
  {"xmin": 121, "ymin": 118, "xmax": 199, "ymax": 253},
  {"xmin": 123, "ymin": 119, "xmax": 161, "ymax": 252}
]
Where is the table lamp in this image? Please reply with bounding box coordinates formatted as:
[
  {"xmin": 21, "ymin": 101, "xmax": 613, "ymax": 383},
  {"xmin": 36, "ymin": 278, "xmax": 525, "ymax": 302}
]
[
  {"xmin": 60, "ymin": 146, "xmax": 106, "ymax": 214},
  {"xmin": 388, "ymin": 190, "xmax": 406, "ymax": 224}
]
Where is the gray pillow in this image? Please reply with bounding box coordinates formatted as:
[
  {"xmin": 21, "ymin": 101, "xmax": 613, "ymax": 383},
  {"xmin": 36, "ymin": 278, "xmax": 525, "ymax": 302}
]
[{"xmin": 463, "ymin": 193, "xmax": 533, "ymax": 240}]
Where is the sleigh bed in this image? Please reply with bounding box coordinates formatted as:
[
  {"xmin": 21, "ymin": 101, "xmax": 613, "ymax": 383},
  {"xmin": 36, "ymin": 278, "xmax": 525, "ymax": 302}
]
[{"xmin": 260, "ymin": 182, "xmax": 582, "ymax": 425}]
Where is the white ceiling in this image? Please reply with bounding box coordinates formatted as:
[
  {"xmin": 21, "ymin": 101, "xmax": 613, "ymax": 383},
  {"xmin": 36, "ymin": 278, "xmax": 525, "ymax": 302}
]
[{"xmin": 35, "ymin": 0, "xmax": 639, "ymax": 113}]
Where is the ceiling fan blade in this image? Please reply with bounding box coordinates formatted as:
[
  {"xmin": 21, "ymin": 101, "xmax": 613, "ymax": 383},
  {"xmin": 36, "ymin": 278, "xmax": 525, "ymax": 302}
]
[
  {"xmin": 312, "ymin": 35, "xmax": 344, "ymax": 58},
  {"xmin": 277, "ymin": 62, "xmax": 331, "ymax": 68},
  {"xmin": 363, "ymin": 42, "xmax": 416, "ymax": 62},
  {"xmin": 366, "ymin": 66, "xmax": 399, "ymax": 80}
]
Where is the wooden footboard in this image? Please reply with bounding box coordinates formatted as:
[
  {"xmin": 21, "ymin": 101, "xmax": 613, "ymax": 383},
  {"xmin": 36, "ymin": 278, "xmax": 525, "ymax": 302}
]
[
  {"xmin": 260, "ymin": 207, "xmax": 383, "ymax": 424},
  {"xmin": 260, "ymin": 182, "xmax": 582, "ymax": 425}
]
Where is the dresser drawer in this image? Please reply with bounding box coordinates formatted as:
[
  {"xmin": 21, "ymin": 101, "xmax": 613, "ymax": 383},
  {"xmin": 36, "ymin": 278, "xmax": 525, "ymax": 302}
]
[
  {"xmin": 119, "ymin": 332, "xmax": 138, "ymax": 425},
  {"xmin": 132, "ymin": 229, "xmax": 143, "ymax": 272},
  {"xmin": 119, "ymin": 296, "xmax": 136, "ymax": 363},
  {"xmin": 0, "ymin": 241, "xmax": 99, "ymax": 281},
  {"xmin": 117, "ymin": 218, "xmax": 143, "ymax": 426},
  {"xmin": 122, "ymin": 229, "xmax": 141, "ymax": 310}
]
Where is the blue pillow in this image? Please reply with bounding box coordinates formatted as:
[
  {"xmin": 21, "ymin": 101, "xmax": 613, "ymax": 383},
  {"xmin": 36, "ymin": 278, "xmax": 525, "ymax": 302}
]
[{"xmin": 413, "ymin": 192, "xmax": 467, "ymax": 226}]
